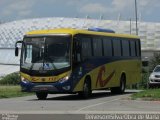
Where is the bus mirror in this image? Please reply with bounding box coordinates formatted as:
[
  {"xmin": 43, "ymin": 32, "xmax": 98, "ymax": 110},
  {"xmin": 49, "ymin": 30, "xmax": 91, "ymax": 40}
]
[
  {"xmin": 15, "ymin": 40, "xmax": 23, "ymax": 56},
  {"xmin": 15, "ymin": 47, "xmax": 19, "ymax": 56}
]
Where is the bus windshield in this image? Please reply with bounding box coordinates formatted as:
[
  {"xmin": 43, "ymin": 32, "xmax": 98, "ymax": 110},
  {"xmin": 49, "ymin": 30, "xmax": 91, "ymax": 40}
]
[{"xmin": 21, "ymin": 35, "xmax": 71, "ymax": 71}]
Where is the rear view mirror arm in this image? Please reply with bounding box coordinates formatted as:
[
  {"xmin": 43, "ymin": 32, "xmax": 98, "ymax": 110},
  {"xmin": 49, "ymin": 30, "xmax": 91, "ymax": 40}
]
[{"xmin": 15, "ymin": 41, "xmax": 23, "ymax": 56}]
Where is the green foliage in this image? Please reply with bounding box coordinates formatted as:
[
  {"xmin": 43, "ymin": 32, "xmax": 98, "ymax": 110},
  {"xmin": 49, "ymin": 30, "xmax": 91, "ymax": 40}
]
[
  {"xmin": 0, "ymin": 73, "xmax": 20, "ymax": 85},
  {"xmin": 135, "ymin": 52, "xmax": 160, "ymax": 89},
  {"xmin": 131, "ymin": 88, "xmax": 160, "ymax": 100},
  {"xmin": 138, "ymin": 72, "xmax": 148, "ymax": 89},
  {"xmin": 0, "ymin": 86, "xmax": 32, "ymax": 98},
  {"xmin": 149, "ymin": 52, "xmax": 160, "ymax": 71}
]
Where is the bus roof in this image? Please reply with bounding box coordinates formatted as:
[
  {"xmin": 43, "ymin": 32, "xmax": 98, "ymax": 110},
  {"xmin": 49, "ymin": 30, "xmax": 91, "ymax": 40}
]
[{"xmin": 26, "ymin": 28, "xmax": 139, "ymax": 39}]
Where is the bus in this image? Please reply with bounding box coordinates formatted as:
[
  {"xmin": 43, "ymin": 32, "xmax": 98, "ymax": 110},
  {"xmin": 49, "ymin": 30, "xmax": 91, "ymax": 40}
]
[{"xmin": 15, "ymin": 28, "xmax": 141, "ymax": 100}]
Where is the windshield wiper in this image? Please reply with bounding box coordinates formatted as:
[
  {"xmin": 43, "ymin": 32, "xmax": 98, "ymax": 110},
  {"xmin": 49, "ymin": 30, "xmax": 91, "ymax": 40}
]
[{"xmin": 45, "ymin": 57, "xmax": 57, "ymax": 70}]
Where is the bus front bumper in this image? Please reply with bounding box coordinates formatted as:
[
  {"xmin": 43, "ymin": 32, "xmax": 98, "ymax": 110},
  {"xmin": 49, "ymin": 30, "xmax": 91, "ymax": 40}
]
[{"xmin": 20, "ymin": 81, "xmax": 73, "ymax": 93}]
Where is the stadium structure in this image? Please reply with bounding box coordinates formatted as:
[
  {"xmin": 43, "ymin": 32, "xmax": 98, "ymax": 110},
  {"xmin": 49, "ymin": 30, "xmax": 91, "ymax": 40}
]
[{"xmin": 0, "ymin": 17, "xmax": 160, "ymax": 65}]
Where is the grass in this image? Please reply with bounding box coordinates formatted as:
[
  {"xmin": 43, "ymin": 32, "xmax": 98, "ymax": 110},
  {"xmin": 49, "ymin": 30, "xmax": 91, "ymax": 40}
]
[
  {"xmin": 131, "ymin": 88, "xmax": 160, "ymax": 101},
  {"xmin": 0, "ymin": 85, "xmax": 33, "ymax": 99}
]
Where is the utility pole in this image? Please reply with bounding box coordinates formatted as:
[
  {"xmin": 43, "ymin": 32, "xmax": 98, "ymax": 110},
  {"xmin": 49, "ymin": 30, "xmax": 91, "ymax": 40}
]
[
  {"xmin": 135, "ymin": 0, "xmax": 138, "ymax": 35},
  {"xmin": 130, "ymin": 18, "xmax": 132, "ymax": 34}
]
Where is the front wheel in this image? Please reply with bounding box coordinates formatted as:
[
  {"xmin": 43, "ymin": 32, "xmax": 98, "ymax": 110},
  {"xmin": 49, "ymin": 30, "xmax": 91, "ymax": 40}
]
[
  {"xmin": 36, "ymin": 92, "xmax": 48, "ymax": 100},
  {"xmin": 78, "ymin": 79, "xmax": 92, "ymax": 99}
]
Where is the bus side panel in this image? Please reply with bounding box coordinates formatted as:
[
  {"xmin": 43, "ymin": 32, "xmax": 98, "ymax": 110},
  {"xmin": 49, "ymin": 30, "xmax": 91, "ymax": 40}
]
[
  {"xmin": 73, "ymin": 59, "xmax": 141, "ymax": 92},
  {"xmin": 91, "ymin": 59, "xmax": 141, "ymax": 90}
]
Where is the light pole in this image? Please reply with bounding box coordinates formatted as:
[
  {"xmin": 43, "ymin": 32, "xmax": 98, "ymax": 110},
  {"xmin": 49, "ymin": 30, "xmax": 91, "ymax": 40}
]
[
  {"xmin": 130, "ymin": 18, "xmax": 132, "ymax": 34},
  {"xmin": 135, "ymin": 0, "xmax": 138, "ymax": 35}
]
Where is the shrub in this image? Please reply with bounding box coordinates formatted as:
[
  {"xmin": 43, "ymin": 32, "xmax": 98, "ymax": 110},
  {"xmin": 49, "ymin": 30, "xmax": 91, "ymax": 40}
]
[
  {"xmin": 137, "ymin": 52, "xmax": 160, "ymax": 89},
  {"xmin": 149, "ymin": 52, "xmax": 160, "ymax": 71},
  {"xmin": 0, "ymin": 72, "xmax": 20, "ymax": 85}
]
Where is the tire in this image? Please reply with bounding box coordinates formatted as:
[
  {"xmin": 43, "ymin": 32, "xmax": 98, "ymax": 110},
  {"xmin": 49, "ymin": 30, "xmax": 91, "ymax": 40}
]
[
  {"xmin": 36, "ymin": 92, "xmax": 48, "ymax": 100},
  {"xmin": 78, "ymin": 79, "xmax": 92, "ymax": 99},
  {"xmin": 111, "ymin": 74, "xmax": 126, "ymax": 94}
]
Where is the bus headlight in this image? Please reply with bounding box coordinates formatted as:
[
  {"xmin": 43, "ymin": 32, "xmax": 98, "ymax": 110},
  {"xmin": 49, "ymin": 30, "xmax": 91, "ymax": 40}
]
[
  {"xmin": 21, "ymin": 77, "xmax": 30, "ymax": 84},
  {"xmin": 59, "ymin": 75, "xmax": 70, "ymax": 83}
]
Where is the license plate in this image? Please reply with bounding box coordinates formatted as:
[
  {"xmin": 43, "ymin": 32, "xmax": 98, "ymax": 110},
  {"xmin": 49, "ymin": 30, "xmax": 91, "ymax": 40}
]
[{"xmin": 39, "ymin": 87, "xmax": 48, "ymax": 91}]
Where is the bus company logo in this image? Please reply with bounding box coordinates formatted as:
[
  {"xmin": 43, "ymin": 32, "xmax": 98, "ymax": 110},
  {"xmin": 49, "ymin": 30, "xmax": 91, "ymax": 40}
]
[
  {"xmin": 41, "ymin": 78, "xmax": 45, "ymax": 82},
  {"xmin": 32, "ymin": 77, "xmax": 39, "ymax": 82},
  {"xmin": 96, "ymin": 66, "xmax": 115, "ymax": 87}
]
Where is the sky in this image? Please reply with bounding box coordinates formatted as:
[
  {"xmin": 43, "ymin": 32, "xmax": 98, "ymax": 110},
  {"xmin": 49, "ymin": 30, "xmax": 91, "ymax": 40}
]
[{"xmin": 0, "ymin": 0, "xmax": 160, "ymax": 22}]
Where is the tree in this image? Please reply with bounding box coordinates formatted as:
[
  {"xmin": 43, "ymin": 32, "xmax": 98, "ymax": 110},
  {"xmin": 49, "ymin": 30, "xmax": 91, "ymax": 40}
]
[{"xmin": 149, "ymin": 52, "xmax": 160, "ymax": 71}]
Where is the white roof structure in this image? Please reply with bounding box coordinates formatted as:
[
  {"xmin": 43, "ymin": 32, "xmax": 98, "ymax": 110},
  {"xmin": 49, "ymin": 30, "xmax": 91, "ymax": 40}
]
[
  {"xmin": 0, "ymin": 17, "xmax": 160, "ymax": 64},
  {"xmin": 0, "ymin": 65, "xmax": 19, "ymax": 77}
]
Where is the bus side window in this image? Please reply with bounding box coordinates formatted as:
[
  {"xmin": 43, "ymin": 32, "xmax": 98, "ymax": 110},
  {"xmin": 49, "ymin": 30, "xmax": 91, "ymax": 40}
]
[
  {"xmin": 113, "ymin": 38, "xmax": 122, "ymax": 56},
  {"xmin": 136, "ymin": 40, "xmax": 140, "ymax": 56},
  {"xmin": 81, "ymin": 37, "xmax": 92, "ymax": 61},
  {"xmin": 103, "ymin": 37, "xmax": 113, "ymax": 56},
  {"xmin": 76, "ymin": 41, "xmax": 82, "ymax": 62},
  {"xmin": 122, "ymin": 39, "xmax": 130, "ymax": 56},
  {"xmin": 93, "ymin": 37, "xmax": 102, "ymax": 56},
  {"xmin": 73, "ymin": 39, "xmax": 82, "ymax": 64},
  {"xmin": 130, "ymin": 41, "xmax": 136, "ymax": 56}
]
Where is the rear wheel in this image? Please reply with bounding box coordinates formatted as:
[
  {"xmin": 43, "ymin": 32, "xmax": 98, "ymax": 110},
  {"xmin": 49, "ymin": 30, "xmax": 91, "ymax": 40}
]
[
  {"xmin": 78, "ymin": 78, "xmax": 92, "ymax": 99},
  {"xmin": 111, "ymin": 74, "xmax": 126, "ymax": 94},
  {"xmin": 36, "ymin": 92, "xmax": 48, "ymax": 100}
]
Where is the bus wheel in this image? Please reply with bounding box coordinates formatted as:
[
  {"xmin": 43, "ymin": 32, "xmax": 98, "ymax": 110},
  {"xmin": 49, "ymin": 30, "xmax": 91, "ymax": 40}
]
[
  {"xmin": 111, "ymin": 74, "xmax": 126, "ymax": 94},
  {"xmin": 36, "ymin": 92, "xmax": 48, "ymax": 100},
  {"xmin": 78, "ymin": 79, "xmax": 92, "ymax": 99}
]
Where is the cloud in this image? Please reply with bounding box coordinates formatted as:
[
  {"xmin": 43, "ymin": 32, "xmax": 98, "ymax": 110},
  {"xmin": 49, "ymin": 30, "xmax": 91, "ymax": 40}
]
[
  {"xmin": 78, "ymin": 0, "xmax": 135, "ymax": 17},
  {"xmin": 2, "ymin": 0, "xmax": 35, "ymax": 17},
  {"xmin": 67, "ymin": 0, "xmax": 87, "ymax": 6},
  {"xmin": 0, "ymin": 0, "xmax": 159, "ymax": 22},
  {"xmin": 110, "ymin": 0, "xmax": 134, "ymax": 13},
  {"xmin": 137, "ymin": 0, "xmax": 160, "ymax": 15},
  {"xmin": 138, "ymin": 0, "xmax": 160, "ymax": 7},
  {"xmin": 139, "ymin": 0, "xmax": 150, "ymax": 7},
  {"xmin": 79, "ymin": 3, "xmax": 107, "ymax": 14}
]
